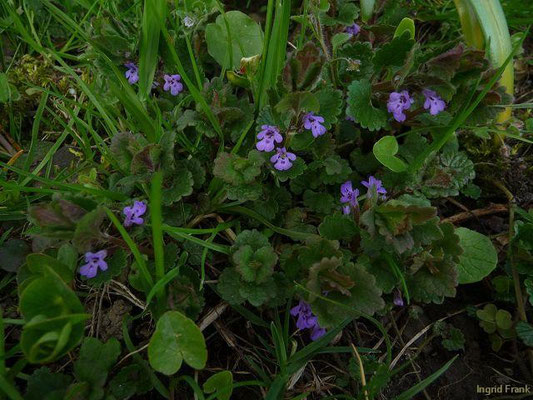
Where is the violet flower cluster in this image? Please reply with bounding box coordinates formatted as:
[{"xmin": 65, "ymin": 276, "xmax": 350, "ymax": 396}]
[
  {"xmin": 345, "ymin": 23, "xmax": 360, "ymax": 36},
  {"xmin": 291, "ymin": 300, "xmax": 326, "ymax": 341},
  {"xmin": 124, "ymin": 63, "xmax": 139, "ymax": 84},
  {"xmin": 80, "ymin": 250, "xmax": 108, "ymax": 279},
  {"xmin": 255, "ymin": 125, "xmax": 298, "ymax": 171},
  {"xmin": 124, "ymin": 62, "xmax": 185, "ymax": 96},
  {"xmin": 123, "ymin": 201, "xmax": 147, "ymax": 227},
  {"xmin": 79, "ymin": 202, "xmax": 147, "ymax": 279},
  {"xmin": 163, "ymin": 74, "xmax": 184, "ymax": 96},
  {"xmin": 270, "ymin": 147, "xmax": 296, "ymax": 171},
  {"xmin": 340, "ymin": 181, "xmax": 360, "ymax": 215},
  {"xmin": 255, "ymin": 112, "xmax": 329, "ymax": 171},
  {"xmin": 387, "ymin": 89, "xmax": 446, "ymax": 122},
  {"xmin": 303, "ymin": 112, "xmax": 327, "ymax": 138},
  {"xmin": 340, "ymin": 176, "xmax": 387, "ymax": 214},
  {"xmin": 256, "ymin": 125, "xmax": 283, "ymax": 152}
]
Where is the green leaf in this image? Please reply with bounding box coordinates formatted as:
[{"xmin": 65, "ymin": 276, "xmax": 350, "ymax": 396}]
[
  {"xmin": 394, "ymin": 17, "xmax": 415, "ymax": 40},
  {"xmin": 303, "ymin": 190, "xmax": 335, "ymax": 214},
  {"xmin": 455, "ymin": 228, "xmax": 498, "ymax": 284},
  {"xmin": 72, "ymin": 207, "xmax": 105, "ymax": 253},
  {"xmin": 283, "ymin": 42, "xmax": 325, "ymax": 91},
  {"xmin": 74, "ymin": 337, "xmax": 121, "ymax": 396},
  {"xmin": 0, "ymin": 239, "xmax": 30, "ymax": 272},
  {"xmin": 315, "ymin": 87, "xmax": 343, "ymax": 129},
  {"xmin": 19, "ymin": 274, "xmax": 87, "ymax": 363},
  {"xmin": 332, "ymin": 33, "xmax": 351, "ymax": 53},
  {"xmin": 321, "ymin": 2, "xmax": 359, "ymax": 26},
  {"xmin": 205, "ymin": 11, "xmax": 264, "ymax": 70},
  {"xmin": 373, "ymin": 136, "xmax": 408, "ymax": 172},
  {"xmin": 148, "ymin": 311, "xmax": 207, "ymax": 375},
  {"xmin": 319, "ymin": 214, "xmax": 358, "ymax": 241},
  {"xmin": 347, "ymin": 79, "xmax": 388, "ymax": 131},
  {"xmin": 373, "ymin": 32, "xmax": 415, "ymax": 70},
  {"xmin": 109, "ymin": 364, "xmax": 153, "ymax": 399},
  {"xmin": 203, "ymin": 371, "xmax": 233, "ymax": 400},
  {"xmin": 25, "ymin": 367, "xmax": 72, "ymax": 400},
  {"xmin": 275, "ymin": 91, "xmax": 319, "ymax": 116},
  {"xmin": 516, "ymin": 322, "xmax": 533, "ymax": 347}
]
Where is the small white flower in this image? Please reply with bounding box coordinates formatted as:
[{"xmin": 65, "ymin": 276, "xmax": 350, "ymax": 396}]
[{"xmin": 183, "ymin": 16, "xmax": 195, "ymax": 28}]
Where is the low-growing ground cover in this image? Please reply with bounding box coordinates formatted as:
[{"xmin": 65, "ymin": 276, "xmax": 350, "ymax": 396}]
[{"xmin": 0, "ymin": 0, "xmax": 532, "ymax": 399}]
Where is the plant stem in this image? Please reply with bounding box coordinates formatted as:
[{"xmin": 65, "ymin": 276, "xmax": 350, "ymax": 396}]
[{"xmin": 494, "ymin": 180, "xmax": 533, "ymax": 377}]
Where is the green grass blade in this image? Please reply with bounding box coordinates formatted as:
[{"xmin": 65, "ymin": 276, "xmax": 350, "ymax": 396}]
[
  {"xmin": 139, "ymin": 0, "xmax": 167, "ymax": 99},
  {"xmin": 150, "ymin": 171, "xmax": 165, "ymax": 302},
  {"xmin": 393, "ymin": 355, "xmax": 458, "ymax": 400},
  {"xmin": 104, "ymin": 207, "xmax": 154, "ymax": 289}
]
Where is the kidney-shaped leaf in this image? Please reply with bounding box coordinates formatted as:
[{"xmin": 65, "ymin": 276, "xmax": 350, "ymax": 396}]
[
  {"xmin": 148, "ymin": 311, "xmax": 207, "ymax": 375},
  {"xmin": 455, "ymin": 227, "xmax": 498, "ymax": 284},
  {"xmin": 205, "ymin": 10, "xmax": 264, "ymax": 70},
  {"xmin": 203, "ymin": 370, "xmax": 233, "ymax": 400},
  {"xmin": 373, "ymin": 136, "xmax": 408, "ymax": 172}
]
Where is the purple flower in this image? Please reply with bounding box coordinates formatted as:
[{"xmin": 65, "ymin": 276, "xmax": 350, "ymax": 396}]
[
  {"xmin": 80, "ymin": 250, "xmax": 108, "ymax": 279},
  {"xmin": 387, "ymin": 90, "xmax": 414, "ymax": 122},
  {"xmin": 340, "ymin": 181, "xmax": 359, "ymax": 214},
  {"xmin": 291, "ymin": 301, "xmax": 318, "ymax": 329},
  {"xmin": 303, "ymin": 112, "xmax": 327, "ymax": 138},
  {"xmin": 345, "ymin": 115, "xmax": 355, "ymax": 122},
  {"xmin": 256, "ymin": 125, "xmax": 283, "ymax": 152},
  {"xmin": 163, "ymin": 74, "xmax": 184, "ymax": 96},
  {"xmin": 362, "ymin": 176, "xmax": 387, "ymax": 199},
  {"xmin": 123, "ymin": 201, "xmax": 147, "ymax": 227},
  {"xmin": 310, "ymin": 325, "xmax": 327, "ymax": 341},
  {"xmin": 423, "ymin": 89, "xmax": 446, "ymax": 116},
  {"xmin": 271, "ymin": 147, "xmax": 296, "ymax": 171},
  {"xmin": 345, "ymin": 23, "xmax": 360, "ymax": 36},
  {"xmin": 124, "ymin": 63, "xmax": 139, "ymax": 85},
  {"xmin": 291, "ymin": 300, "xmax": 326, "ymax": 341},
  {"xmin": 393, "ymin": 289, "xmax": 404, "ymax": 307}
]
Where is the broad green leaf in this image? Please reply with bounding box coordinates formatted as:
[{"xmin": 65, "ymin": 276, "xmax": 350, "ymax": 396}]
[
  {"xmin": 394, "ymin": 17, "xmax": 415, "ymax": 40},
  {"xmin": 516, "ymin": 322, "xmax": 533, "ymax": 347},
  {"xmin": 25, "ymin": 367, "xmax": 72, "ymax": 400},
  {"xmin": 205, "ymin": 11, "xmax": 264, "ymax": 70},
  {"xmin": 455, "ymin": 228, "xmax": 497, "ymax": 284},
  {"xmin": 0, "ymin": 239, "xmax": 30, "ymax": 272},
  {"xmin": 319, "ymin": 214, "xmax": 358, "ymax": 241},
  {"xmin": 74, "ymin": 337, "xmax": 121, "ymax": 395},
  {"xmin": 148, "ymin": 311, "xmax": 207, "ymax": 375},
  {"xmin": 347, "ymin": 79, "xmax": 388, "ymax": 131},
  {"xmin": 332, "ymin": 33, "xmax": 351, "ymax": 53},
  {"xmin": 373, "ymin": 136, "xmax": 408, "ymax": 172},
  {"xmin": 203, "ymin": 371, "xmax": 233, "ymax": 400}
]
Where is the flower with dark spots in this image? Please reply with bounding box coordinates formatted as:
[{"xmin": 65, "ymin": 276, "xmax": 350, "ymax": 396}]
[
  {"xmin": 271, "ymin": 147, "xmax": 296, "ymax": 171},
  {"xmin": 345, "ymin": 23, "xmax": 360, "ymax": 36},
  {"xmin": 303, "ymin": 112, "xmax": 327, "ymax": 138},
  {"xmin": 256, "ymin": 125, "xmax": 283, "ymax": 152},
  {"xmin": 291, "ymin": 300, "xmax": 326, "ymax": 341},
  {"xmin": 163, "ymin": 74, "xmax": 184, "ymax": 96},
  {"xmin": 123, "ymin": 201, "xmax": 147, "ymax": 227},
  {"xmin": 362, "ymin": 176, "xmax": 387, "ymax": 199},
  {"xmin": 80, "ymin": 250, "xmax": 108, "ymax": 279},
  {"xmin": 387, "ymin": 90, "xmax": 414, "ymax": 122},
  {"xmin": 423, "ymin": 89, "xmax": 446, "ymax": 115},
  {"xmin": 340, "ymin": 181, "xmax": 359, "ymax": 214},
  {"xmin": 124, "ymin": 63, "xmax": 139, "ymax": 84}
]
